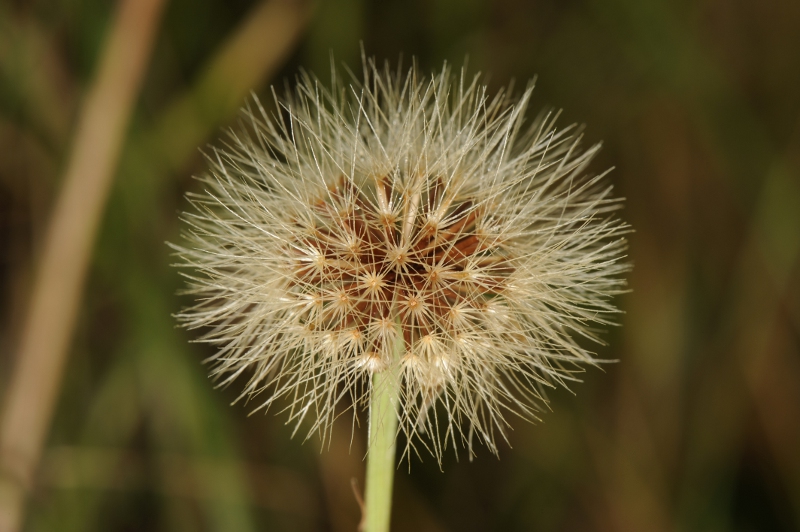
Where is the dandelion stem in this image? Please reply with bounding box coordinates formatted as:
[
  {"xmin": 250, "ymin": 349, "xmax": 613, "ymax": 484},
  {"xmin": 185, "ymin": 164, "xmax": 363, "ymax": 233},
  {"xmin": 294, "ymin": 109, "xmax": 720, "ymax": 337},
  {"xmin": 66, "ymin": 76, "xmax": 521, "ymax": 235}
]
[{"xmin": 363, "ymin": 328, "xmax": 402, "ymax": 532}]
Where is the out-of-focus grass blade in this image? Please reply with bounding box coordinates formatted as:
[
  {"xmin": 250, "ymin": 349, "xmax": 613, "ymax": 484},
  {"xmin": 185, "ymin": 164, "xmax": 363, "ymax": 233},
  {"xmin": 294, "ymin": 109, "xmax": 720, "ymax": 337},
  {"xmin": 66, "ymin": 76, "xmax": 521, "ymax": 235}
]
[{"xmin": 24, "ymin": 1, "xmax": 314, "ymax": 530}]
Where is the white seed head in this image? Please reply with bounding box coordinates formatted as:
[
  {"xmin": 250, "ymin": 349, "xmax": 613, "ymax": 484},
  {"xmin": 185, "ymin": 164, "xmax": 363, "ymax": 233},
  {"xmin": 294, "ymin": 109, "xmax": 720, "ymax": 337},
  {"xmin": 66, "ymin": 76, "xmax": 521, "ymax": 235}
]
[{"xmin": 174, "ymin": 59, "xmax": 629, "ymax": 461}]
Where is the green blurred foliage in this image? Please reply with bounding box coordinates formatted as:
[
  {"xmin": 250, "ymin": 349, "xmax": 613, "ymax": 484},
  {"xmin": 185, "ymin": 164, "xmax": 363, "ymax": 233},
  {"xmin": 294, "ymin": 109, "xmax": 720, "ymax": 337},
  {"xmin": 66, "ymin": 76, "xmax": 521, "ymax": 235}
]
[{"xmin": 1, "ymin": 0, "xmax": 799, "ymax": 530}]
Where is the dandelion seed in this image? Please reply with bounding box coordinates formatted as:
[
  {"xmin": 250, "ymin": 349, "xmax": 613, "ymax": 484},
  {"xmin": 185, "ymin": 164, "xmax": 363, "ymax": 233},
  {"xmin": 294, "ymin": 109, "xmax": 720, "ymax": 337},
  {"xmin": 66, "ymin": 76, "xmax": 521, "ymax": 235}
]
[{"xmin": 174, "ymin": 59, "xmax": 629, "ymax": 466}]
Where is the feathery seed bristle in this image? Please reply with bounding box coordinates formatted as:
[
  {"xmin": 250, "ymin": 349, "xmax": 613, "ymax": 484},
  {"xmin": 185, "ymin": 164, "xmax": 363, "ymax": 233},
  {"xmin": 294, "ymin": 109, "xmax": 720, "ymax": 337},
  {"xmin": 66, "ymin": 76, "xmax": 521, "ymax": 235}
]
[{"xmin": 174, "ymin": 59, "xmax": 630, "ymax": 461}]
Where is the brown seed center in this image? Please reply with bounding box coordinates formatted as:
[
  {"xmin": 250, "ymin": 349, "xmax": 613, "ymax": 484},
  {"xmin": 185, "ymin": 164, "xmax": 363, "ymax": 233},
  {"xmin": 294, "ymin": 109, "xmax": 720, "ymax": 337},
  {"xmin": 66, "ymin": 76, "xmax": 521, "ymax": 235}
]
[{"xmin": 291, "ymin": 174, "xmax": 512, "ymax": 349}]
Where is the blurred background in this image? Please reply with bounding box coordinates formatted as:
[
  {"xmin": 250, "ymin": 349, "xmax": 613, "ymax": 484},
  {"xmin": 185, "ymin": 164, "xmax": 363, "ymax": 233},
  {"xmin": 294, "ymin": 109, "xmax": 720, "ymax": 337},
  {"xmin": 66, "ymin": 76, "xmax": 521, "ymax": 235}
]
[{"xmin": 1, "ymin": 0, "xmax": 799, "ymax": 530}]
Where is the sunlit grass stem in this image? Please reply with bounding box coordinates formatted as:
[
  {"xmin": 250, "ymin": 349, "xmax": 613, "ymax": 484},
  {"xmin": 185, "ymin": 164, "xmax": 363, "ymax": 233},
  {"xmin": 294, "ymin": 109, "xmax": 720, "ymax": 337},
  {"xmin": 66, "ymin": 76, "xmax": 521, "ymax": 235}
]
[{"xmin": 0, "ymin": 0, "xmax": 165, "ymax": 529}]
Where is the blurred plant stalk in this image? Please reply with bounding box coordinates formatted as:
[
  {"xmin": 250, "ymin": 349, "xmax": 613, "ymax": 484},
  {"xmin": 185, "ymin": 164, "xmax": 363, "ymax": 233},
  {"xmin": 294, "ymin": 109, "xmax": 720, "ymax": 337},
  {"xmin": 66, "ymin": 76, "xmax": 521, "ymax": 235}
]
[
  {"xmin": 0, "ymin": 0, "xmax": 167, "ymax": 529},
  {"xmin": 1, "ymin": 0, "xmax": 313, "ymax": 529},
  {"xmin": 147, "ymin": 0, "xmax": 314, "ymax": 171}
]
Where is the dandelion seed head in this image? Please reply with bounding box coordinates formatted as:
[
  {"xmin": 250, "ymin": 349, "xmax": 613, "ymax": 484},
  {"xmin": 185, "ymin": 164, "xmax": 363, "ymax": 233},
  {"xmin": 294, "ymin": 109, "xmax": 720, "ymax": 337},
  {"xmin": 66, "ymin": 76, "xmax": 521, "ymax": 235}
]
[{"xmin": 174, "ymin": 58, "xmax": 629, "ymax": 461}]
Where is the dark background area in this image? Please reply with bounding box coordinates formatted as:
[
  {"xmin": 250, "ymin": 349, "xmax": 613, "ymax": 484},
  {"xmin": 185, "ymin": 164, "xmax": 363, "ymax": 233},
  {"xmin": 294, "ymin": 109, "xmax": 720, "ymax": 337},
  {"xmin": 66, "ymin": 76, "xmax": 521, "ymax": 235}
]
[{"xmin": 1, "ymin": 0, "xmax": 799, "ymax": 530}]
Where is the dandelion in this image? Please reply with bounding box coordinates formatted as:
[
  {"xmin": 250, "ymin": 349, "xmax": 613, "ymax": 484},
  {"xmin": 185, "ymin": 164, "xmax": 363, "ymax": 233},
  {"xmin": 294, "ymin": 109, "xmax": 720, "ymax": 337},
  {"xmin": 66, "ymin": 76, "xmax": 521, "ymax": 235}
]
[{"xmin": 174, "ymin": 58, "xmax": 628, "ymax": 531}]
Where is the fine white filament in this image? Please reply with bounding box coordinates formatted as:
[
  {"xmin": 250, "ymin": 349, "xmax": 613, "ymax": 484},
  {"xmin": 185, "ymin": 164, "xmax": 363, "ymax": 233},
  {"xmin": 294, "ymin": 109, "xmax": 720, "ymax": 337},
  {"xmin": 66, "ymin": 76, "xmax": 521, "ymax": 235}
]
[{"xmin": 175, "ymin": 59, "xmax": 629, "ymax": 462}]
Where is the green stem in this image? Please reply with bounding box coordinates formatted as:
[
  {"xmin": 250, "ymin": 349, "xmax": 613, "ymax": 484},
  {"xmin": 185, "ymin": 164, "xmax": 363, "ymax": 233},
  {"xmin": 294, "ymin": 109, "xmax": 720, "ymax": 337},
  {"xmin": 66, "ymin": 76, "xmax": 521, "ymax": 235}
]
[{"xmin": 363, "ymin": 332, "xmax": 402, "ymax": 532}]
